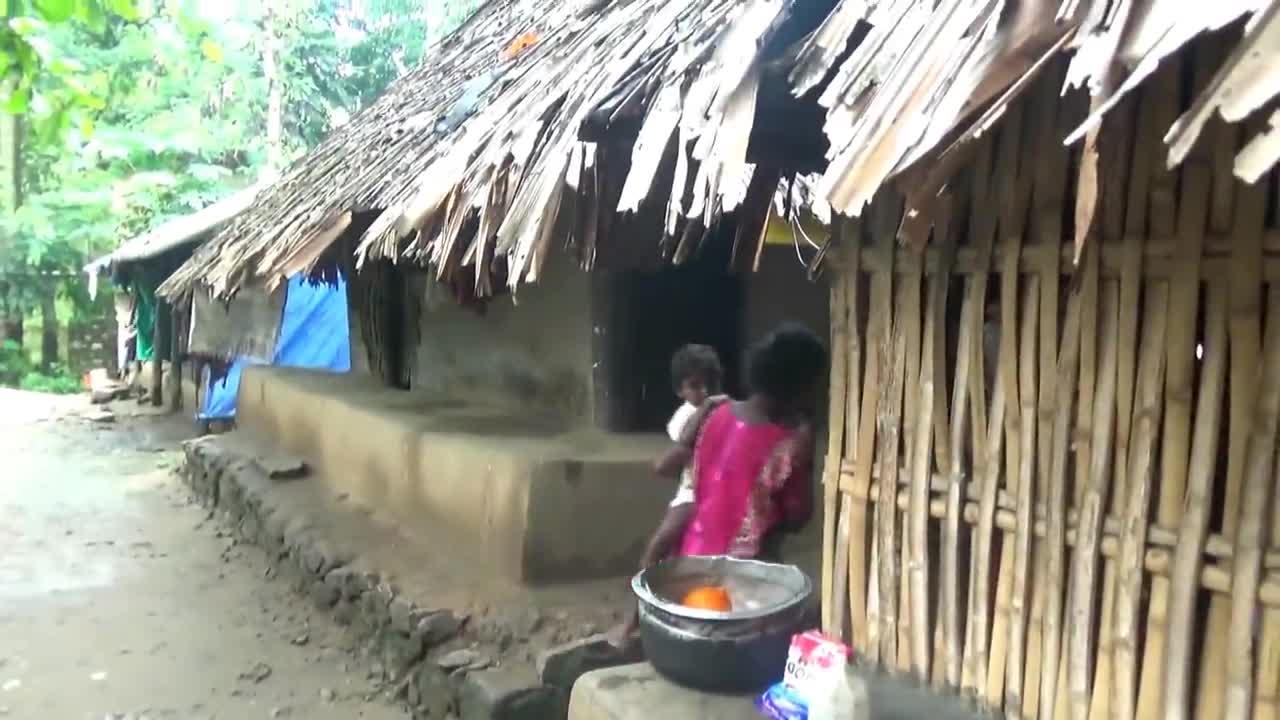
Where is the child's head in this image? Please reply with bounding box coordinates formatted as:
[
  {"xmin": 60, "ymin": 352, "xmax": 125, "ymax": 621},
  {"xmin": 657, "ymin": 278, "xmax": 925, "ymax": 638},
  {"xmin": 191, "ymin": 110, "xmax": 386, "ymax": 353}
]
[
  {"xmin": 746, "ymin": 323, "xmax": 826, "ymax": 419},
  {"xmin": 671, "ymin": 344, "xmax": 723, "ymax": 406}
]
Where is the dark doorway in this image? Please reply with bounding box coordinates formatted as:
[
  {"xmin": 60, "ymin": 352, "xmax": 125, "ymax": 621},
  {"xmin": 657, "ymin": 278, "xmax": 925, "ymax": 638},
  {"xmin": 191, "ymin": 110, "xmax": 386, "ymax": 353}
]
[{"xmin": 593, "ymin": 239, "xmax": 745, "ymax": 433}]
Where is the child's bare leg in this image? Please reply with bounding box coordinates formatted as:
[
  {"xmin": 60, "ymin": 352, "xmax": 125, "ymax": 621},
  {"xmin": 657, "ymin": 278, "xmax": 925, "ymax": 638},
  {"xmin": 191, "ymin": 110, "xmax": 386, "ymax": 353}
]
[
  {"xmin": 608, "ymin": 505, "xmax": 694, "ymax": 649},
  {"xmin": 640, "ymin": 504, "xmax": 693, "ymax": 568}
]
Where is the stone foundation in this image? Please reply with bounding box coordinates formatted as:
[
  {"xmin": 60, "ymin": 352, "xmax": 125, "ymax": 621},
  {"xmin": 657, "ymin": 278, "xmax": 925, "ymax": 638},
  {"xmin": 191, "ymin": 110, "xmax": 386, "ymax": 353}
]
[{"xmin": 180, "ymin": 435, "xmax": 622, "ymax": 720}]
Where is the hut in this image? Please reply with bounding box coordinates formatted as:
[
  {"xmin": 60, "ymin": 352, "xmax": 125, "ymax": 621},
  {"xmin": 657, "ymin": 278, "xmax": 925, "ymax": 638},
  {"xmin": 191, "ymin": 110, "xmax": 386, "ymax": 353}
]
[
  {"xmin": 85, "ymin": 183, "xmax": 264, "ymax": 407},
  {"xmin": 158, "ymin": 0, "xmax": 836, "ymax": 424},
  {"xmin": 155, "ymin": 0, "xmax": 835, "ymax": 585},
  {"xmin": 787, "ymin": 3, "xmax": 1280, "ymax": 720},
  {"xmin": 159, "ymin": 0, "xmax": 1280, "ymax": 715}
]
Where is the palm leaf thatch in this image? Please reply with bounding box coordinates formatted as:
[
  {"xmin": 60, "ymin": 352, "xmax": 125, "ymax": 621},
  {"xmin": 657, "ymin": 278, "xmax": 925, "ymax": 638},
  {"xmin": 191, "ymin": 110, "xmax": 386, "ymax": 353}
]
[
  {"xmin": 159, "ymin": 0, "xmax": 566, "ymax": 299},
  {"xmin": 797, "ymin": 0, "xmax": 1280, "ymax": 252},
  {"xmin": 159, "ymin": 0, "xmax": 831, "ymax": 301},
  {"xmin": 160, "ymin": 0, "xmax": 1280, "ymax": 301}
]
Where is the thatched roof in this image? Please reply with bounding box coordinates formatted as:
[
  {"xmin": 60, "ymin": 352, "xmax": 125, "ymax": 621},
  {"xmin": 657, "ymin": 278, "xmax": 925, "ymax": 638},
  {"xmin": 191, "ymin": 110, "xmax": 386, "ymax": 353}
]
[
  {"xmin": 797, "ymin": 0, "xmax": 1280, "ymax": 251},
  {"xmin": 85, "ymin": 182, "xmax": 263, "ymax": 276},
  {"xmin": 160, "ymin": 0, "xmax": 835, "ymax": 300},
  {"xmin": 159, "ymin": 0, "xmax": 566, "ymax": 299},
  {"xmin": 161, "ymin": 0, "xmax": 1280, "ymax": 300}
]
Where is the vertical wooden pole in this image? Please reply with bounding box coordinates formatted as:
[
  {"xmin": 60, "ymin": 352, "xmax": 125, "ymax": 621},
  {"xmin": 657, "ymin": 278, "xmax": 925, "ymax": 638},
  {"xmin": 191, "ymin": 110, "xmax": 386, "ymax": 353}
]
[
  {"xmin": 1023, "ymin": 69, "xmax": 1070, "ymax": 720},
  {"xmin": 845, "ymin": 218, "xmax": 869, "ymax": 651},
  {"xmin": 929, "ymin": 202, "xmax": 957, "ymax": 688},
  {"xmin": 1007, "ymin": 278, "xmax": 1040, "ymax": 718},
  {"xmin": 822, "ymin": 220, "xmax": 850, "ymax": 636},
  {"xmin": 150, "ymin": 299, "xmax": 165, "ymax": 407},
  {"xmin": 860, "ymin": 198, "xmax": 898, "ymax": 664},
  {"xmin": 899, "ymin": 232, "xmax": 924, "ymax": 673},
  {"xmin": 899, "ymin": 528, "xmax": 913, "ymax": 670},
  {"xmin": 1039, "ymin": 256, "xmax": 1085, "ymax": 720},
  {"xmin": 1257, "ymin": 458, "xmax": 1280, "ymax": 720},
  {"xmin": 1112, "ymin": 283, "xmax": 1170, "ymax": 720},
  {"xmin": 993, "ymin": 74, "xmax": 1041, "ymax": 707},
  {"xmin": 918, "ymin": 202, "xmax": 955, "ymax": 684},
  {"xmin": 1052, "ymin": 175, "xmax": 1103, "ymax": 720},
  {"xmin": 1225, "ymin": 287, "xmax": 1280, "ymax": 718},
  {"xmin": 957, "ymin": 136, "xmax": 997, "ymax": 695},
  {"xmin": 877, "ymin": 281, "xmax": 907, "ymax": 665},
  {"xmin": 1162, "ymin": 282, "xmax": 1229, "ymax": 718},
  {"xmin": 170, "ymin": 302, "xmax": 183, "ymax": 411},
  {"xmin": 909, "ymin": 268, "xmax": 938, "ymax": 677},
  {"xmin": 964, "ymin": 103, "xmax": 1025, "ymax": 698},
  {"xmin": 1256, "ymin": 156, "xmax": 1280, "ymax": 720},
  {"xmin": 1241, "ymin": 137, "xmax": 1275, "ymax": 720},
  {"xmin": 1067, "ymin": 280, "xmax": 1120, "ymax": 719},
  {"xmin": 939, "ymin": 189, "xmax": 973, "ymax": 690},
  {"xmin": 1198, "ymin": 172, "xmax": 1263, "ymax": 720}
]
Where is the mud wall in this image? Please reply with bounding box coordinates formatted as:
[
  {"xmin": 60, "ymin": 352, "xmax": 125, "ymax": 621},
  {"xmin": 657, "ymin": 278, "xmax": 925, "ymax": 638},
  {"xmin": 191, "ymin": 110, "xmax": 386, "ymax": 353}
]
[{"xmin": 410, "ymin": 254, "xmax": 595, "ymax": 426}]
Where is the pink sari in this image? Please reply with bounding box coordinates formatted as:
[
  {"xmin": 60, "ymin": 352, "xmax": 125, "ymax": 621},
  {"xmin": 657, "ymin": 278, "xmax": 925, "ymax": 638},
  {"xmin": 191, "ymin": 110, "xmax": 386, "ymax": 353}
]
[{"xmin": 678, "ymin": 404, "xmax": 812, "ymax": 558}]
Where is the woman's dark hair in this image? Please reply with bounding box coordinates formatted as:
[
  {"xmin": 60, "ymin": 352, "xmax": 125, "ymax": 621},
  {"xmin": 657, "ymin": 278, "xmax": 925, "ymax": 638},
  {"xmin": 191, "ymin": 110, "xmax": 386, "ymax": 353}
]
[
  {"xmin": 746, "ymin": 323, "xmax": 827, "ymax": 399},
  {"xmin": 671, "ymin": 344, "xmax": 724, "ymax": 393}
]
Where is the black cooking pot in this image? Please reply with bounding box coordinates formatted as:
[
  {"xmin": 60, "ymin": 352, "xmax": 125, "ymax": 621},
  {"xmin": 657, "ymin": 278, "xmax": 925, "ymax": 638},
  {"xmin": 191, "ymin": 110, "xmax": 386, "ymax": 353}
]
[{"xmin": 631, "ymin": 556, "xmax": 813, "ymax": 693}]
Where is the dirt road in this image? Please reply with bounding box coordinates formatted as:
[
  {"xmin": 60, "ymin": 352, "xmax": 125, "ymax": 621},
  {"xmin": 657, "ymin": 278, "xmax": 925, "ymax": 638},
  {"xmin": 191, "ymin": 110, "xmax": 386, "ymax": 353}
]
[{"xmin": 0, "ymin": 390, "xmax": 407, "ymax": 720}]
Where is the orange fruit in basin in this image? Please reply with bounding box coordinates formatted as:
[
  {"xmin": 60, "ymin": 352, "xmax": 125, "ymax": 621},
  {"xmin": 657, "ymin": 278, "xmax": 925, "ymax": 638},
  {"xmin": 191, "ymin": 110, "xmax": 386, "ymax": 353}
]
[{"xmin": 682, "ymin": 585, "xmax": 733, "ymax": 612}]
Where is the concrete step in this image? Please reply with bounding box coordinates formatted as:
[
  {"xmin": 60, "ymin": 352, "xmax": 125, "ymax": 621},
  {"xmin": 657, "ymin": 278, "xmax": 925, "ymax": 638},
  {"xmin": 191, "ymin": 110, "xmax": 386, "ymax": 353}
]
[{"xmin": 567, "ymin": 663, "xmax": 998, "ymax": 720}]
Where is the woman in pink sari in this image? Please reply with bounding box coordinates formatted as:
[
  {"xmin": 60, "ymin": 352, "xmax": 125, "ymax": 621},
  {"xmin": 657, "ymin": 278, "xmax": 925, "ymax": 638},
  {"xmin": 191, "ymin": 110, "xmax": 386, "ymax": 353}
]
[
  {"xmin": 674, "ymin": 323, "xmax": 823, "ymax": 558},
  {"xmin": 607, "ymin": 325, "xmax": 824, "ymax": 649}
]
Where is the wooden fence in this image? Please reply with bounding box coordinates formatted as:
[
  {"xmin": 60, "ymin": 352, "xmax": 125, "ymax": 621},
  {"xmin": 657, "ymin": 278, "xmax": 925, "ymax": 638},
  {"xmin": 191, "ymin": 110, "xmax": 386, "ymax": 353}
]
[{"xmin": 819, "ymin": 45, "xmax": 1280, "ymax": 720}]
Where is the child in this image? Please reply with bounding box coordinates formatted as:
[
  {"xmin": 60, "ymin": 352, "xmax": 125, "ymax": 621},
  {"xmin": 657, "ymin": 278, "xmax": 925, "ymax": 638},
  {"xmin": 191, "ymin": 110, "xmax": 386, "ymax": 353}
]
[
  {"xmin": 675, "ymin": 323, "xmax": 822, "ymax": 559},
  {"xmin": 609, "ymin": 327, "xmax": 823, "ymax": 647},
  {"xmin": 641, "ymin": 344, "xmax": 729, "ymax": 568},
  {"xmin": 607, "ymin": 344, "xmax": 726, "ymax": 649}
]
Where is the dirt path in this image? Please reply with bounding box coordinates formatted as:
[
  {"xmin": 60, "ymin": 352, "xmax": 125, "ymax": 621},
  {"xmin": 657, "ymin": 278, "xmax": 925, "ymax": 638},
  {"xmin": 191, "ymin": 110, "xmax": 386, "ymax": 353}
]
[{"xmin": 0, "ymin": 390, "xmax": 407, "ymax": 720}]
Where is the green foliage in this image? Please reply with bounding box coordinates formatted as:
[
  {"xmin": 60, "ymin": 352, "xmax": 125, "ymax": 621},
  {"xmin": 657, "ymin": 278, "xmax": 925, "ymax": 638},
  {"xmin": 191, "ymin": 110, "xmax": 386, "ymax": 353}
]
[
  {"xmin": 0, "ymin": 0, "xmax": 138, "ymax": 130},
  {"xmin": 427, "ymin": 0, "xmax": 482, "ymax": 44},
  {"xmin": 2, "ymin": 0, "xmax": 475, "ymax": 371},
  {"xmin": 277, "ymin": 0, "xmax": 433, "ymax": 149},
  {"xmin": 18, "ymin": 364, "xmax": 81, "ymax": 393},
  {"xmin": 0, "ymin": 338, "xmax": 31, "ymax": 384},
  {"xmin": 11, "ymin": 6, "xmax": 268, "ymax": 257}
]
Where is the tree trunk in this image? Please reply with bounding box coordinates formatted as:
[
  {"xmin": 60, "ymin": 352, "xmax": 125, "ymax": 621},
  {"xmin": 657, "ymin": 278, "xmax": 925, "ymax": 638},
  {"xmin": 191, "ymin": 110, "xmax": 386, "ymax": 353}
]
[
  {"xmin": 1, "ymin": 24, "xmax": 24, "ymax": 349},
  {"xmin": 39, "ymin": 284, "xmax": 57, "ymax": 369},
  {"xmin": 170, "ymin": 303, "xmax": 183, "ymax": 411},
  {"xmin": 150, "ymin": 315, "xmax": 163, "ymax": 407},
  {"xmin": 1, "ymin": 301, "xmax": 22, "ymax": 347},
  {"xmin": 263, "ymin": 7, "xmax": 285, "ymax": 172},
  {"xmin": 150, "ymin": 299, "xmax": 169, "ymax": 407}
]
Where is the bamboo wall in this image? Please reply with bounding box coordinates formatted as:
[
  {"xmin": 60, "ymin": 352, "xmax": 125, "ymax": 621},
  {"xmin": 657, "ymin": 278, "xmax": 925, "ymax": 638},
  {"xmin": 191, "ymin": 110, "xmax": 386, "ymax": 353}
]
[{"xmin": 819, "ymin": 44, "xmax": 1280, "ymax": 720}]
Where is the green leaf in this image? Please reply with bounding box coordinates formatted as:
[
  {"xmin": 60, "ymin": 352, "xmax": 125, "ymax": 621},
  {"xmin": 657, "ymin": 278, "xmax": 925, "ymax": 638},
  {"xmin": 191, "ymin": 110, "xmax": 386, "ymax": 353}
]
[
  {"xmin": 199, "ymin": 37, "xmax": 222, "ymax": 63},
  {"xmin": 105, "ymin": 0, "xmax": 143, "ymax": 21},
  {"xmin": 9, "ymin": 17, "xmax": 47, "ymax": 36},
  {"xmin": 33, "ymin": 0, "xmax": 76, "ymax": 23},
  {"xmin": 76, "ymin": 111, "xmax": 93, "ymax": 137},
  {"xmin": 47, "ymin": 56, "xmax": 84, "ymax": 75},
  {"xmin": 75, "ymin": 0, "xmax": 108, "ymax": 33},
  {"xmin": 2, "ymin": 84, "xmax": 29, "ymax": 113}
]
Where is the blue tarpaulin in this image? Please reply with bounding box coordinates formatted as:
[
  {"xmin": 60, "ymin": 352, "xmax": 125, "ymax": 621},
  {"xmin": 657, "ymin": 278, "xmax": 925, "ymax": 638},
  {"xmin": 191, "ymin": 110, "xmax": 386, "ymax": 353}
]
[{"xmin": 201, "ymin": 274, "xmax": 351, "ymax": 420}]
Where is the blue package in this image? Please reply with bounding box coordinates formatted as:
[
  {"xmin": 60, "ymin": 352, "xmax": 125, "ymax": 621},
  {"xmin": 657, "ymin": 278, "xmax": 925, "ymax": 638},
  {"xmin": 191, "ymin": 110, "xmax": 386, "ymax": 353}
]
[{"xmin": 756, "ymin": 681, "xmax": 808, "ymax": 720}]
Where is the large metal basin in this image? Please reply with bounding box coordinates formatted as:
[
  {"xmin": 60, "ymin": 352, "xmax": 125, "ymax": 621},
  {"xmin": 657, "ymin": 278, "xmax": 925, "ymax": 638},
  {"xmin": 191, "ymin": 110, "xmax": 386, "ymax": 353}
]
[{"xmin": 631, "ymin": 555, "xmax": 814, "ymax": 692}]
